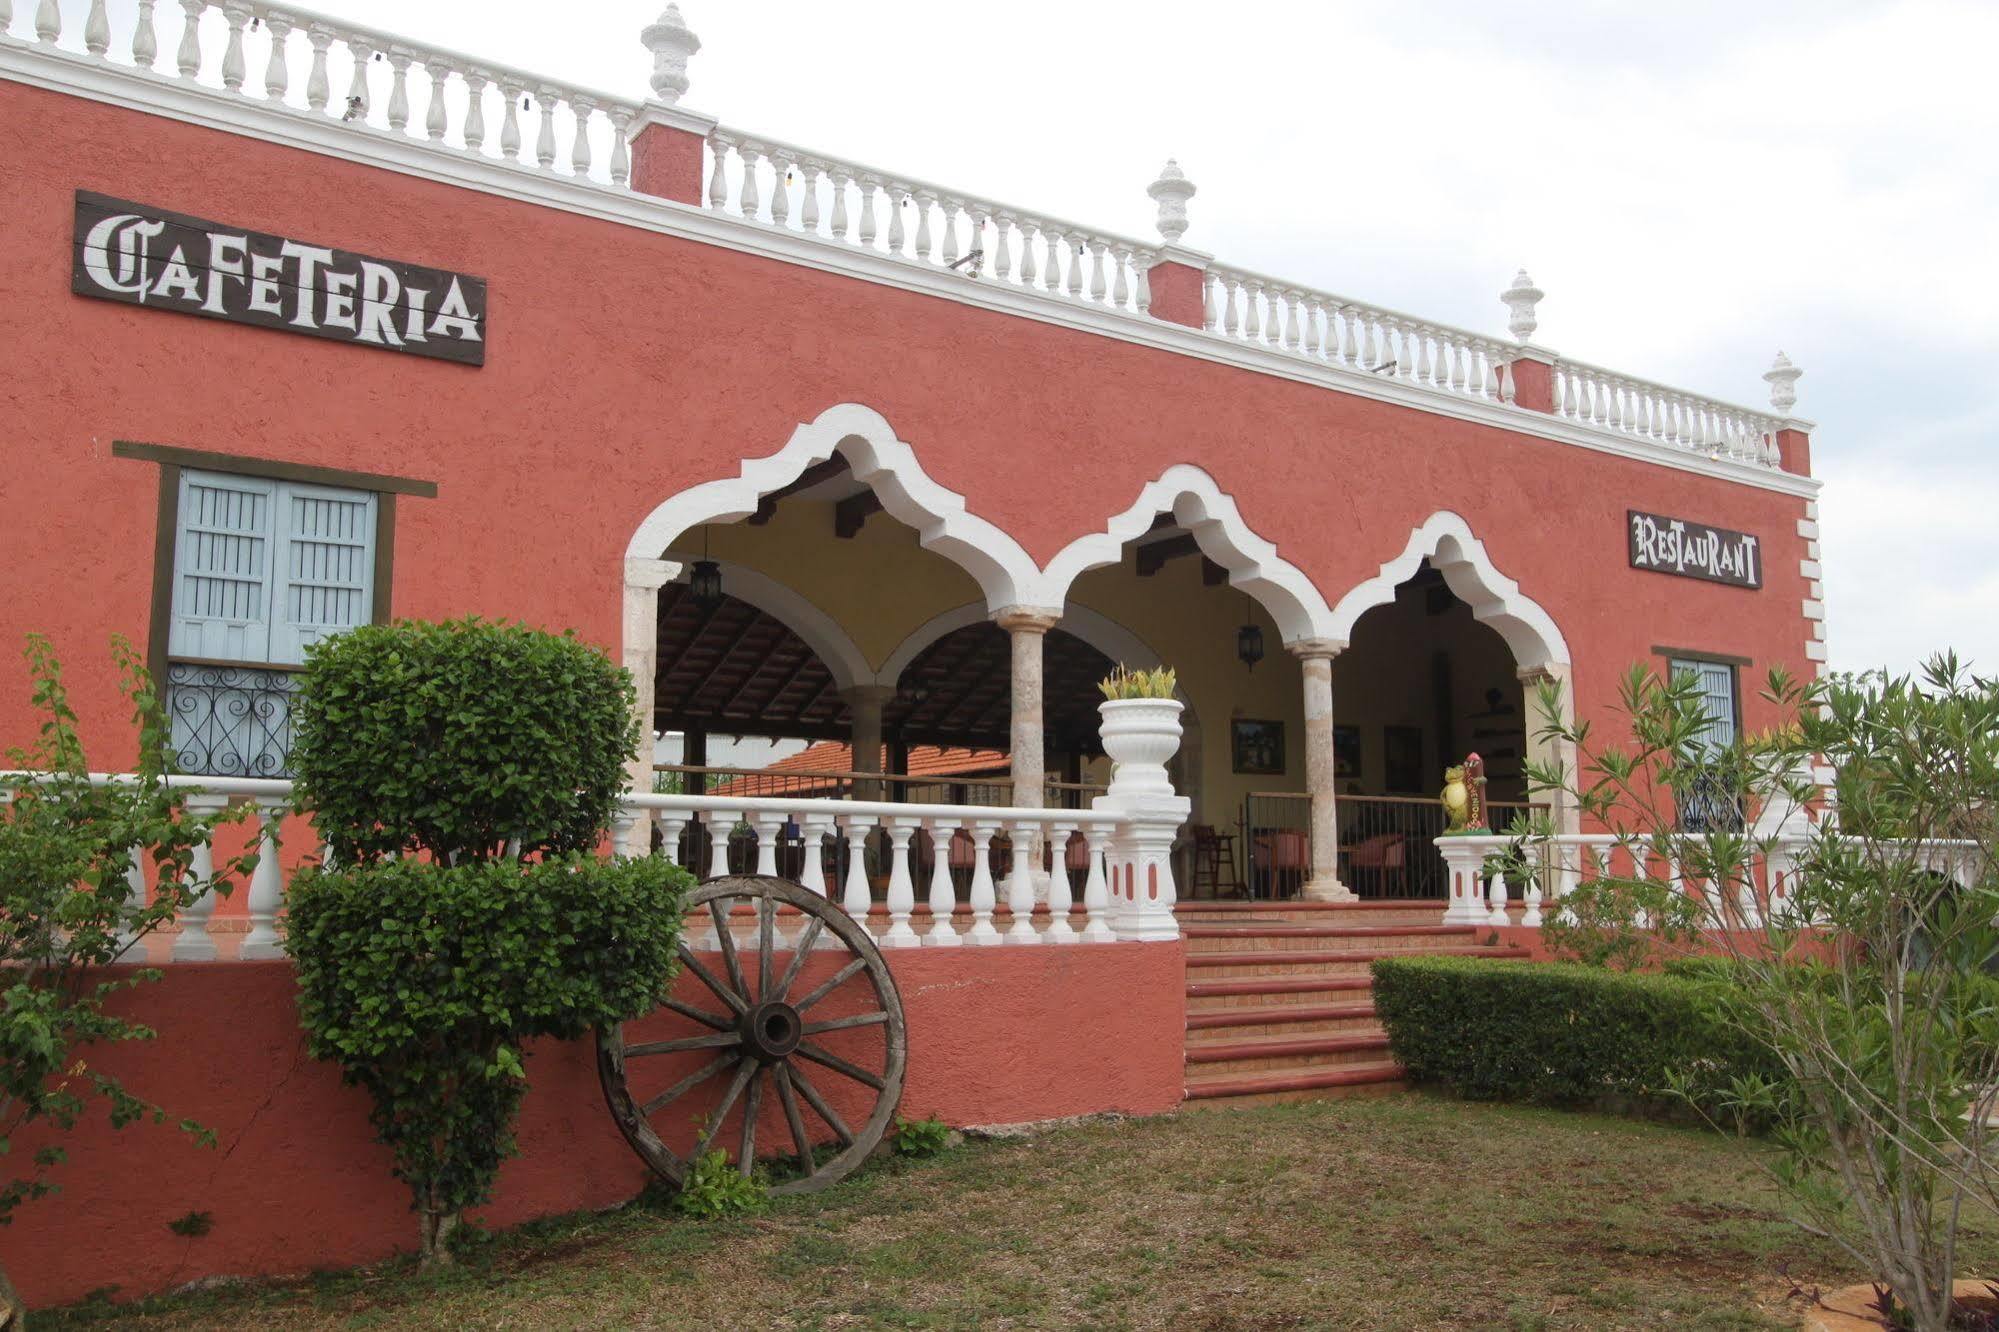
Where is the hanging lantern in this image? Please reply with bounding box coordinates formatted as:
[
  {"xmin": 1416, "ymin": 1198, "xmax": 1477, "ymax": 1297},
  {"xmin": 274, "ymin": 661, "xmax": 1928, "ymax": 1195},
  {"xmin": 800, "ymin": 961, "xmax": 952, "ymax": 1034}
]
[
  {"xmin": 1236, "ymin": 620, "xmax": 1265, "ymax": 672},
  {"xmin": 690, "ymin": 558, "xmax": 723, "ymax": 608}
]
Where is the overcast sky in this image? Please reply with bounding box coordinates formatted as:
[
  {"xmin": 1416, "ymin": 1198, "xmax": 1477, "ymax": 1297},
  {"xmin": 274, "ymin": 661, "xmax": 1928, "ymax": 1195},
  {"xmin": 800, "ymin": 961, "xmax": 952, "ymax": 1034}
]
[{"xmin": 98, "ymin": 0, "xmax": 1999, "ymax": 676}]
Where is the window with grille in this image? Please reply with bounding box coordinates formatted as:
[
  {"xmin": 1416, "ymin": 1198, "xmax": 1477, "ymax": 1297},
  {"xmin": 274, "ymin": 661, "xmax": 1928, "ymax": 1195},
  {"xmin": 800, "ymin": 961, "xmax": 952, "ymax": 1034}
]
[
  {"xmin": 1670, "ymin": 657, "xmax": 1742, "ymax": 833},
  {"xmin": 166, "ymin": 470, "xmax": 378, "ymax": 777}
]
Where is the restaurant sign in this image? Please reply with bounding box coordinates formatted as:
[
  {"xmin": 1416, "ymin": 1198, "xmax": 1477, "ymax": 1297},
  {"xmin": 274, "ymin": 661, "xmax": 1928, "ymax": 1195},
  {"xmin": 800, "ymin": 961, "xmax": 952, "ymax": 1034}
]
[
  {"xmin": 1627, "ymin": 510, "xmax": 1762, "ymax": 589},
  {"xmin": 71, "ymin": 191, "xmax": 486, "ymax": 365}
]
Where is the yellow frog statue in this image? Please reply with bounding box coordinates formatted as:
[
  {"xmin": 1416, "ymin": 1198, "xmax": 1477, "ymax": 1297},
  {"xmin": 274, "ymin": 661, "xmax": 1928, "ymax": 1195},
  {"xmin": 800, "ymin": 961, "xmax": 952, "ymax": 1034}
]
[{"xmin": 1439, "ymin": 753, "xmax": 1488, "ymax": 832}]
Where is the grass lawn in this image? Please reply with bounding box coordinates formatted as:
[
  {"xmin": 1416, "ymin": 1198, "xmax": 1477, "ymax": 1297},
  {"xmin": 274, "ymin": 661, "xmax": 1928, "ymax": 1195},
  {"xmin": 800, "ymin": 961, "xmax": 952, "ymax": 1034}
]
[{"xmin": 44, "ymin": 1092, "xmax": 1999, "ymax": 1331}]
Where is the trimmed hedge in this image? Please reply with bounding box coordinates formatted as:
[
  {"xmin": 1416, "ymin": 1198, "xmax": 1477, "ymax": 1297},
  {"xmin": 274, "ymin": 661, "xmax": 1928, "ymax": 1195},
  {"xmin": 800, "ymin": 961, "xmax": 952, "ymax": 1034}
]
[{"xmin": 1371, "ymin": 955, "xmax": 1781, "ymax": 1121}]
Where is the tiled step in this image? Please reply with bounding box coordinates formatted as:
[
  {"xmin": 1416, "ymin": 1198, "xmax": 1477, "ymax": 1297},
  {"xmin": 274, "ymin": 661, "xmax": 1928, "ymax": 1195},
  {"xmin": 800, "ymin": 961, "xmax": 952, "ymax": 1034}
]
[
  {"xmin": 1184, "ymin": 975, "xmax": 1375, "ymax": 1011},
  {"xmin": 1182, "ymin": 1060, "xmax": 1407, "ymax": 1108},
  {"xmin": 1176, "ymin": 900, "xmax": 1445, "ymax": 927},
  {"xmin": 1185, "ymin": 1031, "xmax": 1392, "ymax": 1075},
  {"xmin": 1185, "ymin": 1002, "xmax": 1378, "ymax": 1039},
  {"xmin": 1181, "ymin": 923, "xmax": 1480, "ymax": 954},
  {"xmin": 1185, "ymin": 943, "xmax": 1530, "ymax": 980}
]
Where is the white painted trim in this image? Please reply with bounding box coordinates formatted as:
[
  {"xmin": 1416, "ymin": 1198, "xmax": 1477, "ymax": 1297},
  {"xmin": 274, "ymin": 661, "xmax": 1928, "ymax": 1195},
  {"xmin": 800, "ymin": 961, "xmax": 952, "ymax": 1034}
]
[
  {"xmin": 670, "ymin": 560, "xmax": 873, "ymax": 692},
  {"xmin": 0, "ymin": 41, "xmax": 1823, "ymax": 501},
  {"xmin": 1035, "ymin": 464, "xmax": 1339, "ymax": 647},
  {"xmin": 1805, "ymin": 640, "xmax": 1829, "ymax": 662},
  {"xmin": 626, "ymin": 402, "xmax": 1042, "ymax": 615},
  {"xmin": 879, "ymin": 600, "xmax": 1165, "ymax": 686},
  {"xmin": 1326, "ymin": 512, "xmax": 1571, "ymax": 670}
]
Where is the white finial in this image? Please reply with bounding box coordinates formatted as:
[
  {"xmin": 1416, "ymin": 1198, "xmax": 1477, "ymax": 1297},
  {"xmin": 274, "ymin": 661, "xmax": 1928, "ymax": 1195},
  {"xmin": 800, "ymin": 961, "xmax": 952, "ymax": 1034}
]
[
  {"xmin": 640, "ymin": 4, "xmax": 701, "ymax": 105},
  {"xmin": 1501, "ymin": 269, "xmax": 1543, "ymax": 343},
  {"xmin": 1146, "ymin": 159, "xmax": 1196, "ymax": 244},
  {"xmin": 1764, "ymin": 350, "xmax": 1802, "ymax": 413}
]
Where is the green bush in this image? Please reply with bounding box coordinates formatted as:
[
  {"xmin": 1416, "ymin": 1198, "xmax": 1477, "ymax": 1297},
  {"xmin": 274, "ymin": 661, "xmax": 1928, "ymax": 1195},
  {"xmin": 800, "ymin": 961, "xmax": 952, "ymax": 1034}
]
[
  {"xmin": 287, "ymin": 855, "xmax": 689, "ymax": 1258},
  {"xmin": 671, "ymin": 1148, "xmax": 769, "ymax": 1219},
  {"xmin": 290, "ymin": 618, "xmax": 637, "ymax": 865},
  {"xmin": 1370, "ymin": 955, "xmax": 1782, "ymax": 1125}
]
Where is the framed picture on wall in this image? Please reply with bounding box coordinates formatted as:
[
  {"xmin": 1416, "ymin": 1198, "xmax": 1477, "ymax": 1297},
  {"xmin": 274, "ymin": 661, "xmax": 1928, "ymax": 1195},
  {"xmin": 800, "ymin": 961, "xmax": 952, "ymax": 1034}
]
[
  {"xmin": 1383, "ymin": 725, "xmax": 1425, "ymax": 794},
  {"xmin": 1333, "ymin": 724, "xmax": 1361, "ymax": 779},
  {"xmin": 1231, "ymin": 719, "xmax": 1285, "ymax": 775}
]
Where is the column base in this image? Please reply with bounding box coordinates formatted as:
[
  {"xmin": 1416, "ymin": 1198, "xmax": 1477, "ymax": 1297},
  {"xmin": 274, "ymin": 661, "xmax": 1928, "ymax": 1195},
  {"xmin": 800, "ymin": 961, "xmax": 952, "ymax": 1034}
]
[{"xmin": 1300, "ymin": 875, "xmax": 1358, "ymax": 903}]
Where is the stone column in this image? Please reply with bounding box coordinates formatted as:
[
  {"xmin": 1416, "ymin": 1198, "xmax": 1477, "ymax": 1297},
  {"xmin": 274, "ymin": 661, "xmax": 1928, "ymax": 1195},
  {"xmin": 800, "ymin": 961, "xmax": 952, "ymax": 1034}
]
[
  {"xmin": 995, "ymin": 607, "xmax": 1061, "ymax": 808},
  {"xmin": 622, "ymin": 557, "xmax": 679, "ymax": 855},
  {"xmin": 1291, "ymin": 638, "xmax": 1357, "ymax": 902},
  {"xmin": 1518, "ymin": 664, "xmax": 1581, "ymax": 836},
  {"xmin": 841, "ymin": 684, "xmax": 896, "ymax": 802}
]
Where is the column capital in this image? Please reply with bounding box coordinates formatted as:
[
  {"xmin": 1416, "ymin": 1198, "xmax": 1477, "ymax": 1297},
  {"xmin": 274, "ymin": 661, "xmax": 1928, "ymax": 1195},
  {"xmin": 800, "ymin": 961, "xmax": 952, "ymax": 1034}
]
[
  {"xmin": 993, "ymin": 605, "xmax": 1063, "ymax": 634},
  {"xmin": 838, "ymin": 683, "xmax": 898, "ymax": 709},
  {"xmin": 1285, "ymin": 637, "xmax": 1346, "ymax": 662},
  {"xmin": 624, "ymin": 556, "xmax": 681, "ymax": 591}
]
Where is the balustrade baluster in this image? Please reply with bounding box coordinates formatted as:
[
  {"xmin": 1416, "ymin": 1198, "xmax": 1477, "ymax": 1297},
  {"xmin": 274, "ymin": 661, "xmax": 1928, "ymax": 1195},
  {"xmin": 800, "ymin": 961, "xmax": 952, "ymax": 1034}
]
[
  {"xmin": 706, "ymin": 810, "xmax": 737, "ymax": 881},
  {"xmin": 133, "ymin": 0, "xmax": 158, "ymax": 68},
  {"xmin": 839, "ymin": 819, "xmax": 872, "ymax": 935},
  {"xmin": 887, "ymin": 185, "xmax": 912, "ymax": 256},
  {"xmin": 176, "ymin": 0, "xmax": 203, "ymax": 78},
  {"xmin": 170, "ymin": 794, "xmax": 227, "ymax": 962},
  {"xmin": 240, "ymin": 799, "xmax": 287, "ymax": 959},
  {"xmin": 345, "ymin": 41, "xmax": 372, "ymax": 123},
  {"xmin": 934, "ymin": 198, "xmax": 955, "ymax": 266},
  {"xmin": 1499, "ymin": 357, "xmax": 1517, "ymax": 404},
  {"xmin": 993, "ymin": 216, "xmax": 1014, "ymax": 282},
  {"xmin": 1485, "ymin": 867, "xmax": 1508, "ymax": 926},
  {"xmin": 1017, "ymin": 222, "xmax": 1039, "ymax": 287},
  {"xmin": 569, "ymin": 98, "xmax": 594, "ymax": 175},
  {"xmin": 965, "ymin": 821, "xmax": 1002, "ymax": 945},
  {"xmin": 968, "ymin": 208, "xmax": 990, "ymax": 274},
  {"xmin": 116, "ymin": 841, "xmax": 151, "ymax": 962},
  {"xmin": 799, "ymin": 163, "xmax": 822, "ymax": 233},
  {"xmin": 1088, "ymin": 240, "xmax": 1109, "ymax": 304},
  {"xmin": 1244, "ymin": 281, "xmax": 1263, "ymax": 341},
  {"xmin": 262, "ymin": 16, "xmax": 292, "ymax": 100},
  {"xmin": 828, "ymin": 169, "xmax": 850, "ymax": 239},
  {"xmin": 881, "ymin": 819, "xmax": 920, "ymax": 948},
  {"xmin": 924, "ymin": 819, "xmax": 961, "ymax": 945},
  {"xmin": 752, "ymin": 812, "xmax": 782, "ymax": 877},
  {"xmin": 768, "ymin": 153, "xmax": 791, "ymax": 227},
  {"xmin": 304, "ymin": 25, "xmax": 330, "ymax": 112},
  {"xmin": 1065, "ymin": 238, "xmax": 1085, "ymax": 299},
  {"xmin": 1045, "ymin": 824, "xmax": 1078, "ymax": 943},
  {"xmin": 1203, "ymin": 274, "xmax": 1221, "ymax": 330},
  {"xmin": 1300, "ymin": 298, "xmax": 1321, "ymax": 356},
  {"xmin": 85, "ymin": 0, "xmax": 109, "ymax": 56},
  {"xmin": 34, "ymin": 0, "xmax": 57, "ymax": 42},
  {"xmin": 1081, "ymin": 824, "xmax": 1113, "ymax": 942},
  {"xmin": 797, "ymin": 814, "xmax": 831, "ymax": 896},
  {"xmin": 658, "ymin": 813, "xmax": 689, "ymax": 868},
  {"xmin": 1043, "ymin": 228, "xmax": 1064, "ymax": 294},
  {"xmin": 738, "ymin": 145, "xmax": 761, "ymax": 219},
  {"xmin": 1276, "ymin": 290, "xmax": 1296, "ymax": 349},
  {"xmin": 533, "ymin": 89, "xmax": 556, "ymax": 168},
  {"xmin": 385, "ymin": 51, "xmax": 410, "ymax": 131},
  {"xmin": 1110, "ymin": 244, "xmax": 1129, "ymax": 308},
  {"xmin": 1520, "ymin": 849, "xmax": 1545, "ymax": 928},
  {"xmin": 855, "ymin": 176, "xmax": 878, "ymax": 246},
  {"xmin": 220, "ymin": 5, "xmax": 250, "ymax": 91},
  {"xmin": 1004, "ymin": 821, "xmax": 1040, "ymax": 943},
  {"xmin": 1222, "ymin": 277, "xmax": 1240, "ymax": 335},
  {"xmin": 608, "ymin": 107, "xmax": 631, "ymax": 185}
]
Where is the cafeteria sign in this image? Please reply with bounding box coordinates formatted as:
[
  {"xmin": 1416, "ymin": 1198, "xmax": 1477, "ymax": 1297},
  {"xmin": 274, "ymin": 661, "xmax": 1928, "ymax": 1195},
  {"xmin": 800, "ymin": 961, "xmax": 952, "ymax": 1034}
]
[
  {"xmin": 72, "ymin": 191, "xmax": 486, "ymax": 365},
  {"xmin": 1628, "ymin": 510, "xmax": 1762, "ymax": 589}
]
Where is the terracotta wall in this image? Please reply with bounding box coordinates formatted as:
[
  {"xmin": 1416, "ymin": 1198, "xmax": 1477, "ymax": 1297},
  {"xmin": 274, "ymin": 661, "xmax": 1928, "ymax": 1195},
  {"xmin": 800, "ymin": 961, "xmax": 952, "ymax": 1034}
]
[
  {"xmin": 8, "ymin": 942, "xmax": 1184, "ymax": 1309},
  {"xmin": 0, "ymin": 78, "xmax": 1815, "ymax": 775}
]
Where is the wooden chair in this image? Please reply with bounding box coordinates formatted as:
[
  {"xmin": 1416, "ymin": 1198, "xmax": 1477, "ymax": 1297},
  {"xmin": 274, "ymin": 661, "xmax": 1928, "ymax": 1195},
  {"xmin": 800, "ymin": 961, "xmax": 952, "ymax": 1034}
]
[
  {"xmin": 1189, "ymin": 824, "xmax": 1245, "ymax": 899},
  {"xmin": 1345, "ymin": 832, "xmax": 1408, "ymax": 898}
]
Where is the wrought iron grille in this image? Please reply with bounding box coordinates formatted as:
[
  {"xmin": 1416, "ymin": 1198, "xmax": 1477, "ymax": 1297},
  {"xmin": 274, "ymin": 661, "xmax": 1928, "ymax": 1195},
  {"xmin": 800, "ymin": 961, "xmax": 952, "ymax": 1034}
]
[{"xmin": 166, "ymin": 661, "xmax": 300, "ymax": 778}]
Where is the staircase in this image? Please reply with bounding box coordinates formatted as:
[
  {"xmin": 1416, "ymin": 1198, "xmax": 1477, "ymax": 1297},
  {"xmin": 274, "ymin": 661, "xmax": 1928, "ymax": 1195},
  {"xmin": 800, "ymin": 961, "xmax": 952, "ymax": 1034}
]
[{"xmin": 1177, "ymin": 899, "xmax": 1531, "ymax": 1108}]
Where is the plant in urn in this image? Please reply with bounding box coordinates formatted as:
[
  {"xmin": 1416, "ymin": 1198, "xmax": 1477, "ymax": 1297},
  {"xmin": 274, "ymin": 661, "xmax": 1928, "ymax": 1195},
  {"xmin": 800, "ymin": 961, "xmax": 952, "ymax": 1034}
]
[{"xmin": 1096, "ymin": 665, "xmax": 1183, "ymax": 795}]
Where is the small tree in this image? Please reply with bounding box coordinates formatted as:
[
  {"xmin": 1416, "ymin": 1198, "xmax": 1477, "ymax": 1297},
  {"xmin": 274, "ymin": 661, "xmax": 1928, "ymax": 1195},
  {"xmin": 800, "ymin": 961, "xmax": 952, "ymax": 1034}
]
[
  {"xmin": 0, "ymin": 636, "xmax": 251, "ymax": 1326},
  {"xmin": 283, "ymin": 619, "xmax": 689, "ymax": 1261},
  {"xmin": 1511, "ymin": 656, "xmax": 1999, "ymax": 1332}
]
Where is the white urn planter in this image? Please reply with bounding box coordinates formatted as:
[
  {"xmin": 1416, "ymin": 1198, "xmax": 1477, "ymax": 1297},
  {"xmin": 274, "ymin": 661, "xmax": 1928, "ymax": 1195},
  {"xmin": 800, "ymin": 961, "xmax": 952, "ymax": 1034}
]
[{"xmin": 1098, "ymin": 697, "xmax": 1184, "ymax": 797}]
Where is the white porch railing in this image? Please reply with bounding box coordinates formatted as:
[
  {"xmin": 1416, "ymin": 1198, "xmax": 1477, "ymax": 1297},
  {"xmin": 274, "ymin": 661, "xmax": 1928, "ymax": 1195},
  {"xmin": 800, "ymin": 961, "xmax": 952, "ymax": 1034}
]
[
  {"xmin": 1433, "ymin": 832, "xmax": 1983, "ymax": 929},
  {"xmin": 2, "ymin": 772, "xmax": 1186, "ymax": 961},
  {"xmin": 2, "ymin": 1, "xmax": 1804, "ymax": 474}
]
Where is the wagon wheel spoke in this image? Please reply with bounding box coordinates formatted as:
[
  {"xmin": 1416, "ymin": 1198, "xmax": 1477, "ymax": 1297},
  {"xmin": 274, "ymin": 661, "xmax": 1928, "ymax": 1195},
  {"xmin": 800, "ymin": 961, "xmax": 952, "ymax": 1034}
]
[
  {"xmin": 691, "ymin": 1057, "xmax": 759, "ymax": 1162},
  {"xmin": 801, "ymin": 1011, "xmax": 889, "ymax": 1036},
  {"xmin": 756, "ymin": 894, "xmax": 775, "ymax": 1002},
  {"xmin": 796, "ymin": 1040, "xmax": 886, "ymax": 1091},
  {"xmin": 773, "ymin": 914, "xmax": 824, "ymax": 998},
  {"xmin": 662, "ymin": 996, "xmax": 734, "ymax": 1031},
  {"xmin": 773, "ymin": 1062, "xmax": 815, "ymax": 1177},
  {"xmin": 641, "ymin": 1052, "xmax": 736, "ymax": 1119},
  {"xmin": 676, "ymin": 943, "xmax": 748, "ymax": 1016},
  {"xmin": 737, "ymin": 1065, "xmax": 765, "ymax": 1177},
  {"xmin": 788, "ymin": 1064, "xmax": 855, "ymax": 1146},
  {"xmin": 794, "ymin": 956, "xmax": 868, "ymax": 1012},
  {"xmin": 625, "ymin": 1030, "xmax": 743, "ymax": 1057},
  {"xmin": 711, "ymin": 898, "xmax": 751, "ymax": 1000}
]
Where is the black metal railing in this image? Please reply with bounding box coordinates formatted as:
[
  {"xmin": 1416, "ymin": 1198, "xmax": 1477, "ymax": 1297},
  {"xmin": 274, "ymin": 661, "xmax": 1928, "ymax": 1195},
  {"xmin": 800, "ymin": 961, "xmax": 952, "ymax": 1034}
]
[
  {"xmin": 1237, "ymin": 791, "xmax": 1544, "ymax": 900},
  {"xmin": 166, "ymin": 661, "xmax": 300, "ymax": 779}
]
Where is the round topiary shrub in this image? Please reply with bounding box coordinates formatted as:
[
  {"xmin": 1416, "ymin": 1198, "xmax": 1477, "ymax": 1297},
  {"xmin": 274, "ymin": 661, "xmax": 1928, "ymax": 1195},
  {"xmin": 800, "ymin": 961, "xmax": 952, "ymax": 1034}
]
[
  {"xmin": 289, "ymin": 617, "xmax": 637, "ymax": 865},
  {"xmin": 283, "ymin": 618, "xmax": 688, "ymax": 1261}
]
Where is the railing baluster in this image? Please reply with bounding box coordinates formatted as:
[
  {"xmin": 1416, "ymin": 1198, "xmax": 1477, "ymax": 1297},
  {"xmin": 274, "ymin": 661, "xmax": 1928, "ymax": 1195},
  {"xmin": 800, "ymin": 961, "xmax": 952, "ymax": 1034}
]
[
  {"xmin": 170, "ymin": 794, "xmax": 227, "ymax": 962},
  {"xmin": 133, "ymin": 0, "xmax": 159, "ymax": 68},
  {"xmin": 965, "ymin": 820, "xmax": 1002, "ymax": 945},
  {"xmin": 85, "ymin": 0, "xmax": 110, "ymax": 56},
  {"xmin": 1045, "ymin": 823, "xmax": 1078, "ymax": 943},
  {"xmin": 881, "ymin": 817, "xmax": 920, "ymax": 948},
  {"xmin": 262, "ymin": 15, "xmax": 292, "ymax": 101},
  {"xmin": 924, "ymin": 818, "xmax": 961, "ymax": 946},
  {"xmin": 1004, "ymin": 820, "xmax": 1040, "ymax": 944},
  {"xmin": 240, "ymin": 797, "xmax": 287, "ymax": 959},
  {"xmin": 839, "ymin": 817, "xmax": 871, "ymax": 934},
  {"xmin": 176, "ymin": 0, "xmax": 203, "ymax": 78},
  {"xmin": 1080, "ymin": 823, "xmax": 1113, "ymax": 942}
]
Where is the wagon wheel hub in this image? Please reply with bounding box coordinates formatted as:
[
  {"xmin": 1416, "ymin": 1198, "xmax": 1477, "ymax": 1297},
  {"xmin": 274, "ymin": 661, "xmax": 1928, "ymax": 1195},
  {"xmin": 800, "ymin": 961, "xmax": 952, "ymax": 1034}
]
[{"xmin": 742, "ymin": 1000, "xmax": 804, "ymax": 1061}]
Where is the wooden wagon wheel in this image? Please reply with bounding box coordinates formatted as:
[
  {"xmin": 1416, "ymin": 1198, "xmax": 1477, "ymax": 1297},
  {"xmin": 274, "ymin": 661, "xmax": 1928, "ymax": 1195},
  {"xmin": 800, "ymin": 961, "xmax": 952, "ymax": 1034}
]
[{"xmin": 597, "ymin": 874, "xmax": 907, "ymax": 1196}]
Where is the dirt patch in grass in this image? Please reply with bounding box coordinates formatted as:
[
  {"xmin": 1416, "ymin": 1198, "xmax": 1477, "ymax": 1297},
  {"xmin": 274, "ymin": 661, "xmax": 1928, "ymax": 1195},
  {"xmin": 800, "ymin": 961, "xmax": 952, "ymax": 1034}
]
[{"xmin": 38, "ymin": 1093, "xmax": 1999, "ymax": 1331}]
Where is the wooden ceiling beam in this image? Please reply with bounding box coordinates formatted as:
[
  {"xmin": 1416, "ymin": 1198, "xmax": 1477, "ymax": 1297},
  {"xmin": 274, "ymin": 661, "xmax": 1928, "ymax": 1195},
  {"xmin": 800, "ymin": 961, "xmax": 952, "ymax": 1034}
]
[
  {"xmin": 747, "ymin": 457, "xmax": 851, "ymax": 525},
  {"xmin": 1135, "ymin": 533, "xmax": 1201, "ymax": 576},
  {"xmin": 835, "ymin": 490, "xmax": 884, "ymax": 539}
]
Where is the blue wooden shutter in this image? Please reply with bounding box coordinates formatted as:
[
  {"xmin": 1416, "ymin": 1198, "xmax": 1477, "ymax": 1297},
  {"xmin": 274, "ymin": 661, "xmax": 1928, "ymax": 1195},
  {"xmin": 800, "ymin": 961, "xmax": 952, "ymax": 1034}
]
[
  {"xmin": 270, "ymin": 483, "xmax": 377, "ymax": 665},
  {"xmin": 169, "ymin": 472, "xmax": 276, "ymax": 662}
]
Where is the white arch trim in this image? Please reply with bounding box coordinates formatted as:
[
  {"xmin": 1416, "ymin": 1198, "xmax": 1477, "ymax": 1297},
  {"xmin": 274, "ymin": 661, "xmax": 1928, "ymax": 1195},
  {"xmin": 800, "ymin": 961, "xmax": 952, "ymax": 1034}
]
[
  {"xmin": 1327, "ymin": 511, "xmax": 1571, "ymax": 670},
  {"xmin": 626, "ymin": 402, "xmax": 1041, "ymax": 615},
  {"xmin": 879, "ymin": 601, "xmax": 1167, "ymax": 686},
  {"xmin": 1034, "ymin": 464, "xmax": 1338, "ymax": 646},
  {"xmin": 674, "ymin": 560, "xmax": 874, "ymax": 693}
]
